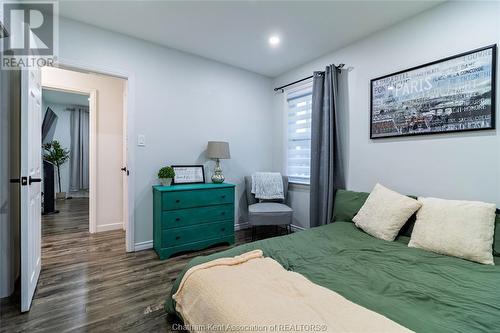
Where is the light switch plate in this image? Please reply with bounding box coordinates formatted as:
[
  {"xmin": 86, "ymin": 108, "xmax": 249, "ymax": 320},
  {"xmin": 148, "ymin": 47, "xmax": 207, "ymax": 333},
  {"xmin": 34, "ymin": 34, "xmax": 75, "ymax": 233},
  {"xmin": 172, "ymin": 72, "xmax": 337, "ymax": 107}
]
[{"xmin": 137, "ymin": 134, "xmax": 146, "ymax": 147}]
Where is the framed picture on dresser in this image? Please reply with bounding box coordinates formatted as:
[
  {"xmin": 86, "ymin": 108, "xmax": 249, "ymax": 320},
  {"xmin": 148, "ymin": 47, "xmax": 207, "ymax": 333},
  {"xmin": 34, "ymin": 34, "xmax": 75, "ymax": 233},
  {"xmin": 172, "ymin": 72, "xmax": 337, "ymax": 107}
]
[
  {"xmin": 370, "ymin": 44, "xmax": 496, "ymax": 139},
  {"xmin": 171, "ymin": 165, "xmax": 205, "ymax": 184}
]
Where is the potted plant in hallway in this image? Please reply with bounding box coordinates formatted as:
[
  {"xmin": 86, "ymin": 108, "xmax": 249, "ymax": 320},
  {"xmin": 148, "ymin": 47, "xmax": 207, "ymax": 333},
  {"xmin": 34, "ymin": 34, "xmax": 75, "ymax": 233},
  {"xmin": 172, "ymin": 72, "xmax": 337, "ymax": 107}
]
[
  {"xmin": 158, "ymin": 166, "xmax": 175, "ymax": 186},
  {"xmin": 43, "ymin": 140, "xmax": 70, "ymax": 200}
]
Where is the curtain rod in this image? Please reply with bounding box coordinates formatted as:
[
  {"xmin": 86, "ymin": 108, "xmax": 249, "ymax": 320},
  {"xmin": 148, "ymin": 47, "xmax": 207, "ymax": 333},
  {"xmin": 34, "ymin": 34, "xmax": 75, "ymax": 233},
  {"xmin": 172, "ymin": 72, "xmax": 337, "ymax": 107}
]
[{"xmin": 273, "ymin": 64, "xmax": 345, "ymax": 92}]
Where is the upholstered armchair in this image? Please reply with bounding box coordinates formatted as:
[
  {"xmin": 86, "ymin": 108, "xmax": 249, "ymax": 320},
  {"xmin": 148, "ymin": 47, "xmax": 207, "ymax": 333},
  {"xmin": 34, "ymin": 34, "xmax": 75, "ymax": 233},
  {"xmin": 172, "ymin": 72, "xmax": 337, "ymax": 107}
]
[{"xmin": 244, "ymin": 176, "xmax": 293, "ymax": 240}]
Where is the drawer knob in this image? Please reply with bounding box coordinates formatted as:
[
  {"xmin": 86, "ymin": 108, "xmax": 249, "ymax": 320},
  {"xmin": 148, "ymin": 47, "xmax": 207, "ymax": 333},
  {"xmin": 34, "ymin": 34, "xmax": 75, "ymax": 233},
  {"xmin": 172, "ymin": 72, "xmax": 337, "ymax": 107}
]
[
  {"xmin": 221, "ymin": 212, "xmax": 226, "ymax": 216},
  {"xmin": 175, "ymin": 236, "xmax": 181, "ymax": 240},
  {"xmin": 175, "ymin": 217, "xmax": 181, "ymax": 221},
  {"xmin": 221, "ymin": 195, "xmax": 226, "ymax": 199},
  {"xmin": 176, "ymin": 199, "xmax": 180, "ymax": 203},
  {"xmin": 221, "ymin": 227, "xmax": 226, "ymax": 231}
]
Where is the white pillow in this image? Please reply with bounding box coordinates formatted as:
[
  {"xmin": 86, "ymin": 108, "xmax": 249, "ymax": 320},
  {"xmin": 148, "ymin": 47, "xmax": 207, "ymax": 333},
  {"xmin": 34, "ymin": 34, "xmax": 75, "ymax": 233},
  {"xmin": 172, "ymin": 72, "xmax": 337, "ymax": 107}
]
[
  {"xmin": 353, "ymin": 183, "xmax": 422, "ymax": 241},
  {"xmin": 408, "ymin": 197, "xmax": 496, "ymax": 265}
]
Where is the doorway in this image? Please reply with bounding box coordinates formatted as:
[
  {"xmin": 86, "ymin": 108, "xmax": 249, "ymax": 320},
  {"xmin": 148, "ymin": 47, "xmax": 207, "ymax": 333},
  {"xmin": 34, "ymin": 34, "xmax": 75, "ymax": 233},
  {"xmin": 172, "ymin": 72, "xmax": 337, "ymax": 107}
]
[
  {"xmin": 13, "ymin": 63, "xmax": 134, "ymax": 312},
  {"xmin": 41, "ymin": 66, "xmax": 128, "ymax": 237},
  {"xmin": 41, "ymin": 88, "xmax": 91, "ymax": 236}
]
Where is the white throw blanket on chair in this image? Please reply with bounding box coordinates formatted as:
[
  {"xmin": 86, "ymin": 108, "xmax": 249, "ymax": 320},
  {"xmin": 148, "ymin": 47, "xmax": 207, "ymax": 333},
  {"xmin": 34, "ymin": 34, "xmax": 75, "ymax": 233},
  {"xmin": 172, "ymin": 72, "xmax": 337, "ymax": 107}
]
[{"xmin": 251, "ymin": 172, "xmax": 284, "ymax": 200}]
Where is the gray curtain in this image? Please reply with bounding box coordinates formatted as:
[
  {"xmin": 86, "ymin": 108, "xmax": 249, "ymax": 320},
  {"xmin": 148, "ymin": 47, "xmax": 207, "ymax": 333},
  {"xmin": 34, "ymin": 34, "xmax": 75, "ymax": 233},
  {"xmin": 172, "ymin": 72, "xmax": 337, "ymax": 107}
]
[
  {"xmin": 69, "ymin": 106, "xmax": 89, "ymax": 192},
  {"xmin": 309, "ymin": 65, "xmax": 346, "ymax": 227}
]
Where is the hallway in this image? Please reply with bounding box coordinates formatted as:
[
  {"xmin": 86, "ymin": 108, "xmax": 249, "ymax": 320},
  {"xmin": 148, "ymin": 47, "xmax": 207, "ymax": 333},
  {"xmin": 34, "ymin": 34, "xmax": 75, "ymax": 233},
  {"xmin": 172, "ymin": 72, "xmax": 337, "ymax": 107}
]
[{"xmin": 42, "ymin": 198, "xmax": 89, "ymax": 237}]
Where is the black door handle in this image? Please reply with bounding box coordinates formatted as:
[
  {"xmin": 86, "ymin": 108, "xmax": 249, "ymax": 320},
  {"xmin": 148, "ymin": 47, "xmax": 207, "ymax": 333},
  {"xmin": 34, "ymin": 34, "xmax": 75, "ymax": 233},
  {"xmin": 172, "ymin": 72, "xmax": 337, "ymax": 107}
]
[
  {"xmin": 29, "ymin": 176, "xmax": 42, "ymax": 184},
  {"xmin": 11, "ymin": 177, "xmax": 28, "ymax": 186},
  {"xmin": 121, "ymin": 167, "xmax": 129, "ymax": 176}
]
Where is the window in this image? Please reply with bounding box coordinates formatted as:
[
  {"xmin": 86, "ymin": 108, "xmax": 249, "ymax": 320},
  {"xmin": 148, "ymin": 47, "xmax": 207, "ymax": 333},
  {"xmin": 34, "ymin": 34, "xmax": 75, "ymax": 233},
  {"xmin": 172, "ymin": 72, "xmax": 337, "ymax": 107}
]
[{"xmin": 286, "ymin": 83, "xmax": 312, "ymax": 184}]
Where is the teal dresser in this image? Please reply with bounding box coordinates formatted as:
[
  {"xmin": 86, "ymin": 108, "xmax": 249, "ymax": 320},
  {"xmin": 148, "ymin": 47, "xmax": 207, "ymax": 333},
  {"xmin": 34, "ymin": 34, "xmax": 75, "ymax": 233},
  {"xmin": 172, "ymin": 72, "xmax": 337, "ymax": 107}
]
[{"xmin": 153, "ymin": 183, "xmax": 235, "ymax": 260}]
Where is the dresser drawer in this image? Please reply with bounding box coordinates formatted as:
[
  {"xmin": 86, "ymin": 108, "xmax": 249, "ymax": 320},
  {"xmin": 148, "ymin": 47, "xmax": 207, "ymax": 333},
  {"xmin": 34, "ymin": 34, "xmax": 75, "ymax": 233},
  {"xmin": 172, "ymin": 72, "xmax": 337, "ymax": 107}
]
[
  {"xmin": 162, "ymin": 187, "xmax": 233, "ymax": 210},
  {"xmin": 161, "ymin": 204, "xmax": 233, "ymax": 229},
  {"xmin": 162, "ymin": 220, "xmax": 233, "ymax": 247}
]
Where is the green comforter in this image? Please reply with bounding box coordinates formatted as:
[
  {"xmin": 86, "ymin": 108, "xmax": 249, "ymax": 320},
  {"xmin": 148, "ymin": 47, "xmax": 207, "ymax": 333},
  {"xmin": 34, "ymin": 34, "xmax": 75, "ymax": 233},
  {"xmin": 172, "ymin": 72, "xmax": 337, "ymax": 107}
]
[{"xmin": 166, "ymin": 222, "xmax": 500, "ymax": 333}]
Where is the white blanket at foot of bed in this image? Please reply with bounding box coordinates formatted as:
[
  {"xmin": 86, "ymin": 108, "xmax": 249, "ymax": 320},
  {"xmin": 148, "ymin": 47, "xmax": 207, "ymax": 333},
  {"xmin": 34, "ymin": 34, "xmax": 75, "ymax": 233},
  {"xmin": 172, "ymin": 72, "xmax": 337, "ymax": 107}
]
[{"xmin": 173, "ymin": 250, "xmax": 412, "ymax": 333}]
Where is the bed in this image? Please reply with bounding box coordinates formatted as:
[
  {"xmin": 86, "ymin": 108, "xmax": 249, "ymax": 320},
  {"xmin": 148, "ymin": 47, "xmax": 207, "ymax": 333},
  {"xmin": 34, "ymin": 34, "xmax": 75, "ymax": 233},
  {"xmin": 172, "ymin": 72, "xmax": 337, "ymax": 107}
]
[{"xmin": 166, "ymin": 190, "xmax": 500, "ymax": 333}]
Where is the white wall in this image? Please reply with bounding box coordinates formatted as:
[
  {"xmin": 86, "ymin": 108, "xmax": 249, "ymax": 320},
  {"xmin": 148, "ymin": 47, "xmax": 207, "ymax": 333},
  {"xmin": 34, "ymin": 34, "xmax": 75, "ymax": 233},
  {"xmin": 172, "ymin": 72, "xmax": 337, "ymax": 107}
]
[
  {"xmin": 56, "ymin": 18, "xmax": 274, "ymax": 244},
  {"xmin": 272, "ymin": 1, "xmax": 500, "ymax": 228},
  {"xmin": 42, "ymin": 67, "xmax": 125, "ymax": 232}
]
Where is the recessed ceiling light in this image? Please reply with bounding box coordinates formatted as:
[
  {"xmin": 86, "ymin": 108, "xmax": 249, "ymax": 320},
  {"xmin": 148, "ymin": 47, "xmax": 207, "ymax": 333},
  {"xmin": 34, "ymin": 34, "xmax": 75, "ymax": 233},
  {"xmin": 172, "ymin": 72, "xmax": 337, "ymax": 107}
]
[{"xmin": 269, "ymin": 35, "xmax": 280, "ymax": 47}]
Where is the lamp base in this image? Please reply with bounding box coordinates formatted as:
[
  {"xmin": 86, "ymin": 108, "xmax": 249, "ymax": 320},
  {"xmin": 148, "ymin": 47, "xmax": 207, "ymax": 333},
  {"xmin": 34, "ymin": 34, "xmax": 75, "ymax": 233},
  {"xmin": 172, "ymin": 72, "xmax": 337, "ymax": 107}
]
[
  {"xmin": 211, "ymin": 173, "xmax": 225, "ymax": 183},
  {"xmin": 211, "ymin": 159, "xmax": 225, "ymax": 183}
]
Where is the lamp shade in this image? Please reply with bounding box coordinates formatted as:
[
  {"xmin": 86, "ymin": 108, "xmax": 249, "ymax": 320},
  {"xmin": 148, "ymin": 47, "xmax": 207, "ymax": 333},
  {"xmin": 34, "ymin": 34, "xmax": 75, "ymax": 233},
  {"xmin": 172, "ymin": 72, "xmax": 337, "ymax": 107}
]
[{"xmin": 207, "ymin": 141, "xmax": 230, "ymax": 159}]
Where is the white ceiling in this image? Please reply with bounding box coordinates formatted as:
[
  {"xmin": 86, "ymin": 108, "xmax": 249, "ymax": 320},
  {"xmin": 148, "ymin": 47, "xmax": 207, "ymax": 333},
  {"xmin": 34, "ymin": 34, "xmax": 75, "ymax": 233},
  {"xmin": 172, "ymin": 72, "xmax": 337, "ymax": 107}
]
[
  {"xmin": 59, "ymin": 1, "xmax": 445, "ymax": 77},
  {"xmin": 42, "ymin": 89, "xmax": 89, "ymax": 106}
]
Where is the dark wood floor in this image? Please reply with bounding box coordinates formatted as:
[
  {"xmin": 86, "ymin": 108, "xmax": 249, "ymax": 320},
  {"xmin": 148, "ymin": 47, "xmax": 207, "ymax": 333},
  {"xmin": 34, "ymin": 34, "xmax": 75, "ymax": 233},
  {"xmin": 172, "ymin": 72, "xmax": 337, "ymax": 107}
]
[
  {"xmin": 0, "ymin": 198, "xmax": 278, "ymax": 332},
  {"xmin": 42, "ymin": 197, "xmax": 90, "ymax": 237}
]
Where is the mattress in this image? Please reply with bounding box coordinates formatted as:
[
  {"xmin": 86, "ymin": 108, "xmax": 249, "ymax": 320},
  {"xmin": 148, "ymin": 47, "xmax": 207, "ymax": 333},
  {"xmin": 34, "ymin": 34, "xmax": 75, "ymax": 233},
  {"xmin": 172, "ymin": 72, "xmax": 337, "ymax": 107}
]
[{"xmin": 166, "ymin": 222, "xmax": 500, "ymax": 333}]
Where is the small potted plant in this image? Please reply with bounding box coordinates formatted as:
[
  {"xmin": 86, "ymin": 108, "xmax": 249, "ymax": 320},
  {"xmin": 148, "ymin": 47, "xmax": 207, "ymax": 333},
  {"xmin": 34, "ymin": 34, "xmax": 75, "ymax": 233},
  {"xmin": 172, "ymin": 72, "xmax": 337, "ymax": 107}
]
[
  {"xmin": 158, "ymin": 166, "xmax": 175, "ymax": 186},
  {"xmin": 43, "ymin": 140, "xmax": 70, "ymax": 200}
]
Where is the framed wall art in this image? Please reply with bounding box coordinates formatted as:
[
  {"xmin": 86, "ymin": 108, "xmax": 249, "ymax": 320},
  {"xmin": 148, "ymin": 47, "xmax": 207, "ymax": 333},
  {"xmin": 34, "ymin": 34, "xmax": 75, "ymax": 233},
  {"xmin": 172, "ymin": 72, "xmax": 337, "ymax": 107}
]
[
  {"xmin": 171, "ymin": 165, "xmax": 205, "ymax": 184},
  {"xmin": 370, "ymin": 45, "xmax": 496, "ymax": 139}
]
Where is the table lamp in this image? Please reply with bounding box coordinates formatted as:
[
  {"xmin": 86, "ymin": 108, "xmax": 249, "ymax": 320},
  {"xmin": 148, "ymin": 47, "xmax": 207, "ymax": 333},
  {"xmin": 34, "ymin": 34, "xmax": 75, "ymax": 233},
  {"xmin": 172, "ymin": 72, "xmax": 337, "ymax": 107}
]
[{"xmin": 207, "ymin": 141, "xmax": 230, "ymax": 183}]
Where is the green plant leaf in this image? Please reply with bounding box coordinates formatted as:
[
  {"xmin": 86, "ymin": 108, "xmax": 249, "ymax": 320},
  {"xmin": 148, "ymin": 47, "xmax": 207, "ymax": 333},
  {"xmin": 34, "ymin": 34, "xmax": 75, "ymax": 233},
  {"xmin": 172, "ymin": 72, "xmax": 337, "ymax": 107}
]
[
  {"xmin": 158, "ymin": 166, "xmax": 175, "ymax": 179},
  {"xmin": 42, "ymin": 140, "xmax": 70, "ymax": 166}
]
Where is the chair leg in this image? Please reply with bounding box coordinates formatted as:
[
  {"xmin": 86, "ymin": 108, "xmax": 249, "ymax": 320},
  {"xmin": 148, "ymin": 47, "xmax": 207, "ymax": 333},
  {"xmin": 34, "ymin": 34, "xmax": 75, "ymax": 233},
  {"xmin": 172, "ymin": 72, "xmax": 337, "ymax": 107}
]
[
  {"xmin": 287, "ymin": 225, "xmax": 290, "ymax": 234},
  {"xmin": 251, "ymin": 226, "xmax": 256, "ymax": 241}
]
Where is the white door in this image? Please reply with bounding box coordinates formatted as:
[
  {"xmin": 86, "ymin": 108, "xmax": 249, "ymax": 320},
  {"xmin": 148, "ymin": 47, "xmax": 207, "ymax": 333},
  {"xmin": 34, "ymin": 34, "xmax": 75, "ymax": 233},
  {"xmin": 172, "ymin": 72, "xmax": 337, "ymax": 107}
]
[{"xmin": 20, "ymin": 68, "xmax": 42, "ymax": 312}]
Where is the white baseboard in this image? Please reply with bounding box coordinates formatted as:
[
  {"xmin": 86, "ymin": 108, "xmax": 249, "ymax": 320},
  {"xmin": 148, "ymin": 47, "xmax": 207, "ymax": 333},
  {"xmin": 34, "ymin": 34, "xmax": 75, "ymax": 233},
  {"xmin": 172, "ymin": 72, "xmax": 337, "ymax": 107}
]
[
  {"xmin": 131, "ymin": 224, "xmax": 305, "ymax": 253},
  {"xmin": 234, "ymin": 222, "xmax": 249, "ymax": 231},
  {"xmin": 133, "ymin": 223, "xmax": 249, "ymax": 253},
  {"xmin": 290, "ymin": 224, "xmax": 305, "ymax": 232},
  {"xmin": 134, "ymin": 240, "xmax": 153, "ymax": 251},
  {"xmin": 236, "ymin": 222, "xmax": 304, "ymax": 232},
  {"xmin": 96, "ymin": 222, "xmax": 123, "ymax": 232}
]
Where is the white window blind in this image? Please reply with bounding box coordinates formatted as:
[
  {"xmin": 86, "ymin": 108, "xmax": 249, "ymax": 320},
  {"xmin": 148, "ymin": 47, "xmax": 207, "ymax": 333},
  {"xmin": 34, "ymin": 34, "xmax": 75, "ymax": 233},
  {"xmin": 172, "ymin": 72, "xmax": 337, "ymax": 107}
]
[{"xmin": 286, "ymin": 83, "xmax": 313, "ymax": 184}]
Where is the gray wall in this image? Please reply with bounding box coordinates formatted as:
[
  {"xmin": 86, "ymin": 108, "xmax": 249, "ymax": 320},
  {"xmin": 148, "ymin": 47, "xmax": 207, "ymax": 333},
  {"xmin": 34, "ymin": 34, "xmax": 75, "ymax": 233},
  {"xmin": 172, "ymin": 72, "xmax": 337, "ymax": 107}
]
[
  {"xmin": 272, "ymin": 1, "xmax": 500, "ymax": 228},
  {"xmin": 41, "ymin": 103, "xmax": 74, "ymax": 195},
  {"xmin": 41, "ymin": 97, "xmax": 90, "ymax": 196},
  {"xmin": 57, "ymin": 18, "xmax": 274, "ymax": 245},
  {"xmin": 0, "ymin": 61, "xmax": 11, "ymax": 297},
  {"xmin": 0, "ymin": 69, "xmax": 21, "ymax": 298}
]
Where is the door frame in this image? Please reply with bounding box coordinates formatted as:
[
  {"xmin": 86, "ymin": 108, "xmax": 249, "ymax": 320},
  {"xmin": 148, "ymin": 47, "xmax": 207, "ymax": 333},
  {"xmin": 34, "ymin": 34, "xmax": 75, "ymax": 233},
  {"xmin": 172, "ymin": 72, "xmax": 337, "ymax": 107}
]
[
  {"xmin": 46, "ymin": 58, "xmax": 136, "ymax": 252},
  {"xmin": 40, "ymin": 85, "xmax": 98, "ymax": 233}
]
